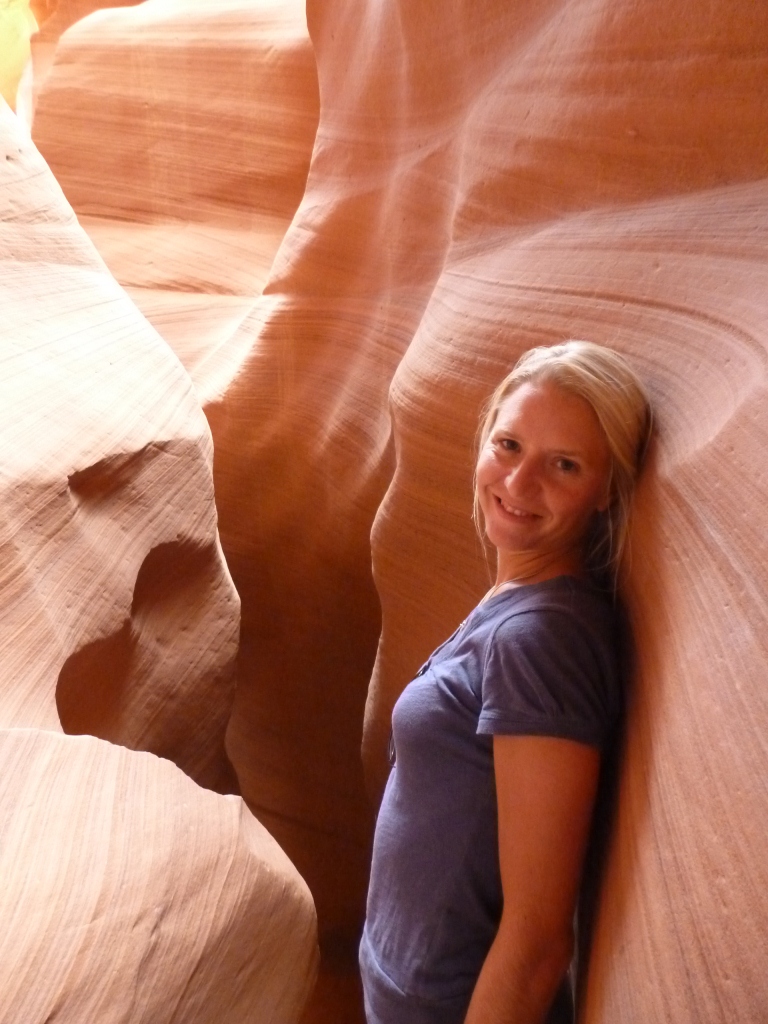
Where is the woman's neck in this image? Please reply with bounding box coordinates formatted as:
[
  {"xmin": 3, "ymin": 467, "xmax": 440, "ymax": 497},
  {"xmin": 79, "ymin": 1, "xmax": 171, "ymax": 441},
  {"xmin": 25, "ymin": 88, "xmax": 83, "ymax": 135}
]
[{"xmin": 493, "ymin": 548, "xmax": 586, "ymax": 588}]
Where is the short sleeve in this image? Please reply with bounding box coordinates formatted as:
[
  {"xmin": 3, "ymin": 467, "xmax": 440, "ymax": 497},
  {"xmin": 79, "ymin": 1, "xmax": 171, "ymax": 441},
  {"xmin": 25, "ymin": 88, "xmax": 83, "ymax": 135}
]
[{"xmin": 476, "ymin": 606, "xmax": 621, "ymax": 749}]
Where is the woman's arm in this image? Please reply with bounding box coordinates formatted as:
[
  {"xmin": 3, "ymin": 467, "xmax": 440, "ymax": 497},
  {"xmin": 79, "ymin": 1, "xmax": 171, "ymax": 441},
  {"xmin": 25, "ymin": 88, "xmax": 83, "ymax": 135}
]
[{"xmin": 464, "ymin": 734, "xmax": 601, "ymax": 1024}]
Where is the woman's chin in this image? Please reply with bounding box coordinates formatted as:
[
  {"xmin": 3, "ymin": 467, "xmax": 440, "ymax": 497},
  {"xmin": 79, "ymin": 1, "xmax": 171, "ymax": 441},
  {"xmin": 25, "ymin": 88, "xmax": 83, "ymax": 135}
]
[{"xmin": 485, "ymin": 522, "xmax": 542, "ymax": 556}]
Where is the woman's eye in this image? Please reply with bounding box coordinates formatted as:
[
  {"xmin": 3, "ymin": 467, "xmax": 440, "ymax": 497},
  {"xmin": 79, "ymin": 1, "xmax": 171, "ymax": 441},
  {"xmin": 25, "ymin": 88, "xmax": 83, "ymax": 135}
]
[
  {"xmin": 499, "ymin": 438, "xmax": 520, "ymax": 452},
  {"xmin": 556, "ymin": 458, "xmax": 578, "ymax": 473}
]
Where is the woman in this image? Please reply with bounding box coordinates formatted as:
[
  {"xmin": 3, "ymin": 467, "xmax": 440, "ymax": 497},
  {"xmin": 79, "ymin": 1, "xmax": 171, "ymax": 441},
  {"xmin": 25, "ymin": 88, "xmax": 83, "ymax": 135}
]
[{"xmin": 360, "ymin": 341, "xmax": 652, "ymax": 1024}]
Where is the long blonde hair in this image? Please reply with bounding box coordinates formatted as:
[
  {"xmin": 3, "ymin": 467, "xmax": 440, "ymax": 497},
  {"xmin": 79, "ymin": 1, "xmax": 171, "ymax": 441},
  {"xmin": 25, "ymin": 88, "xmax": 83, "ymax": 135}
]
[{"xmin": 473, "ymin": 341, "xmax": 653, "ymax": 578}]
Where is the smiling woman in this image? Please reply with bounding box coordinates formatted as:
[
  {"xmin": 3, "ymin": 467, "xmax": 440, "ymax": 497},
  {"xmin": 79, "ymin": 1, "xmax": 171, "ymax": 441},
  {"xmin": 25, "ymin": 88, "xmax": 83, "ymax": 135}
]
[
  {"xmin": 360, "ymin": 342, "xmax": 652, "ymax": 1024},
  {"xmin": 474, "ymin": 342, "xmax": 652, "ymax": 584},
  {"xmin": 475, "ymin": 382, "xmax": 612, "ymax": 586}
]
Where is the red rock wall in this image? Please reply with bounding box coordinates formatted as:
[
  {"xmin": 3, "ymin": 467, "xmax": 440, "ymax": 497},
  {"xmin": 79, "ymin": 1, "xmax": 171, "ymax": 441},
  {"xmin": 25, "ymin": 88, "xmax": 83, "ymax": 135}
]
[
  {"xmin": 36, "ymin": 0, "xmax": 143, "ymax": 40},
  {"xmin": 1, "ymin": 91, "xmax": 317, "ymax": 1022},
  {"xmin": 33, "ymin": 0, "xmax": 317, "ymax": 224},
  {"xmin": 209, "ymin": 0, "xmax": 768, "ymax": 1016},
  {"xmin": 29, "ymin": 0, "xmax": 768, "ymax": 1021}
]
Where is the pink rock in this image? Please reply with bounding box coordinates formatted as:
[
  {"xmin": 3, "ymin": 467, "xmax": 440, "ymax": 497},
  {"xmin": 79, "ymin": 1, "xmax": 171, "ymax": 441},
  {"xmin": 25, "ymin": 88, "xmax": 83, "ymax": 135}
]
[
  {"xmin": 0, "ymin": 729, "xmax": 317, "ymax": 1023},
  {"xmin": 1, "ymin": 93, "xmax": 317, "ymax": 1021},
  {"xmin": 28, "ymin": 0, "xmax": 768, "ymax": 1019}
]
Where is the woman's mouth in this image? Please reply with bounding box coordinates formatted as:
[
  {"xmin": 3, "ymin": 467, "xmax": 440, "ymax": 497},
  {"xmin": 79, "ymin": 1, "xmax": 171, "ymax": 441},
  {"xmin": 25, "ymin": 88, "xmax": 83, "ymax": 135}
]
[{"xmin": 495, "ymin": 495, "xmax": 538, "ymax": 519}]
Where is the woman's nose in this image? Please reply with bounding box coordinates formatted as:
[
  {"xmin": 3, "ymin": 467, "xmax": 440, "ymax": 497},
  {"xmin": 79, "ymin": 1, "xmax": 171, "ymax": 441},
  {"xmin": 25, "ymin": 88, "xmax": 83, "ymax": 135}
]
[{"xmin": 504, "ymin": 456, "xmax": 540, "ymax": 495}]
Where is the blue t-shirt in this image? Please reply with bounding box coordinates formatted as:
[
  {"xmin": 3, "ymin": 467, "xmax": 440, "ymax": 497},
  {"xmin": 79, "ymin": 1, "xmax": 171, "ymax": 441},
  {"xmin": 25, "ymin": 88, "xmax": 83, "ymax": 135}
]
[{"xmin": 360, "ymin": 576, "xmax": 622, "ymax": 1024}]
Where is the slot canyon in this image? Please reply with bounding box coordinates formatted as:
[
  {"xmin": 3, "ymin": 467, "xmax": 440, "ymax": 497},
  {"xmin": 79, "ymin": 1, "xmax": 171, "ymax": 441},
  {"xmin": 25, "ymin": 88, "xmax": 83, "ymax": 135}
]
[{"xmin": 1, "ymin": 0, "xmax": 768, "ymax": 1021}]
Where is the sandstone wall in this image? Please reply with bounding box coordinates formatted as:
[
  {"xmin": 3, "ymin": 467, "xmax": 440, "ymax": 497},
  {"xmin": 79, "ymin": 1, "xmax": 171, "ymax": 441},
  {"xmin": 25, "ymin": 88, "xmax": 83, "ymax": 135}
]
[
  {"xmin": 35, "ymin": 1, "xmax": 143, "ymax": 42},
  {"xmin": 0, "ymin": 729, "xmax": 316, "ymax": 1024},
  {"xmin": 1, "ymin": 97, "xmax": 317, "ymax": 1022},
  {"xmin": 33, "ymin": 0, "xmax": 319, "ymax": 404},
  {"xmin": 29, "ymin": 0, "xmax": 768, "ymax": 1021}
]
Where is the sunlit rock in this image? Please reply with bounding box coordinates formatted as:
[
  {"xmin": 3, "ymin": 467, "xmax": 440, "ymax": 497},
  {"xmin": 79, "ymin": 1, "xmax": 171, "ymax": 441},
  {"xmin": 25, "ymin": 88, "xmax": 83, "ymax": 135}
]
[{"xmin": 1, "ymin": 93, "xmax": 317, "ymax": 1023}]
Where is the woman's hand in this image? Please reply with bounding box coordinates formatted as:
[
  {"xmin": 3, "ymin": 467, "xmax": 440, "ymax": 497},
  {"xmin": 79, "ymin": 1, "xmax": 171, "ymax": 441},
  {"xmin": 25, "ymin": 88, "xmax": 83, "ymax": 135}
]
[{"xmin": 464, "ymin": 734, "xmax": 601, "ymax": 1024}]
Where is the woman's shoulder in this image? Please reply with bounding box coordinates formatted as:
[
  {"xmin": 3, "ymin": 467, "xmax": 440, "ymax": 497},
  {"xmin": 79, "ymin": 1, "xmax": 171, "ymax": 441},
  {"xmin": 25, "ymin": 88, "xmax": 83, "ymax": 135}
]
[
  {"xmin": 460, "ymin": 576, "xmax": 622, "ymax": 671},
  {"xmin": 484, "ymin": 576, "xmax": 623, "ymax": 680},
  {"xmin": 485, "ymin": 576, "xmax": 619, "ymax": 632},
  {"xmin": 477, "ymin": 577, "xmax": 625, "ymax": 745}
]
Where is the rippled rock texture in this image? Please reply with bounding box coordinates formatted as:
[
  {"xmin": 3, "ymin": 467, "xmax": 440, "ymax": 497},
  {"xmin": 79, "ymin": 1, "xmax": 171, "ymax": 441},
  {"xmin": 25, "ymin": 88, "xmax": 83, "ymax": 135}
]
[
  {"xmin": 26, "ymin": 0, "xmax": 768, "ymax": 1021},
  {"xmin": 1, "ymin": 97, "xmax": 316, "ymax": 1022}
]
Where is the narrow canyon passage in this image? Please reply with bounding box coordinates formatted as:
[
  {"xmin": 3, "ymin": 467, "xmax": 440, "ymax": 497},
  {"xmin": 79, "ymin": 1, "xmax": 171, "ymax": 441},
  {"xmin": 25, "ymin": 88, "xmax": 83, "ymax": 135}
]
[{"xmin": 1, "ymin": 0, "xmax": 767, "ymax": 1021}]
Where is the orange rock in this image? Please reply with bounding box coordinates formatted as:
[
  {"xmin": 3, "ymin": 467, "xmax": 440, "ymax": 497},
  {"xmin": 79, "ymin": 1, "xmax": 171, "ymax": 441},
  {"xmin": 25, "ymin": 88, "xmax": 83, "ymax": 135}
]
[
  {"xmin": 1, "ymin": 94, "xmax": 317, "ymax": 1021},
  {"xmin": 34, "ymin": 0, "xmax": 317, "ymax": 224},
  {"xmin": 29, "ymin": 0, "xmax": 768, "ymax": 1019},
  {"xmin": 34, "ymin": 0, "xmax": 319, "ymax": 403},
  {"xmin": 3, "ymin": 100, "xmax": 238, "ymax": 791},
  {"xmin": 222, "ymin": 0, "xmax": 768, "ymax": 1014},
  {"xmin": 0, "ymin": 729, "xmax": 317, "ymax": 1024},
  {"xmin": 35, "ymin": 0, "xmax": 144, "ymax": 43}
]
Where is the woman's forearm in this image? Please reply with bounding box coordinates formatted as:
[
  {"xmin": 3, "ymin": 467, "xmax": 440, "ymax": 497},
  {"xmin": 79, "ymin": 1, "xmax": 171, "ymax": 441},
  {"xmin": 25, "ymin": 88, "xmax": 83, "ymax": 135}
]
[{"xmin": 464, "ymin": 925, "xmax": 572, "ymax": 1024}]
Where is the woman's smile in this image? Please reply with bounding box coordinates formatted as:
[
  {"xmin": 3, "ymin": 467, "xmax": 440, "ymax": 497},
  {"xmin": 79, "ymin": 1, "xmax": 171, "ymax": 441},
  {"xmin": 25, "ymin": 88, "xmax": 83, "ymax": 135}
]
[{"xmin": 493, "ymin": 495, "xmax": 540, "ymax": 519}]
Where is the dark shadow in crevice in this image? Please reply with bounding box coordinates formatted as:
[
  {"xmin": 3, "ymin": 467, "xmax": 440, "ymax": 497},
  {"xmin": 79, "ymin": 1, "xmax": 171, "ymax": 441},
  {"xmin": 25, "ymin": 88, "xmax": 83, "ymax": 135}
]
[{"xmin": 56, "ymin": 538, "xmax": 240, "ymax": 796}]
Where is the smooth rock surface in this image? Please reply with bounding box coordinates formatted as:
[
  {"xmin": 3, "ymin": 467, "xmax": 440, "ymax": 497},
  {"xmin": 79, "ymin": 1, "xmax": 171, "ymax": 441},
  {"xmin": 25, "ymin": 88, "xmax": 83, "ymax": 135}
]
[
  {"xmin": 34, "ymin": 0, "xmax": 319, "ymax": 405},
  {"xmin": 34, "ymin": 0, "xmax": 317, "ymax": 224},
  {"xmin": 212, "ymin": 0, "xmax": 768, "ymax": 1017},
  {"xmin": 1, "ymin": 98, "xmax": 317, "ymax": 1021},
  {"xmin": 31, "ymin": 0, "xmax": 768, "ymax": 1021},
  {"xmin": 0, "ymin": 728, "xmax": 317, "ymax": 1024},
  {"xmin": 2, "ymin": 99, "xmax": 238, "ymax": 790},
  {"xmin": 32, "ymin": 0, "xmax": 355, "ymax": 939}
]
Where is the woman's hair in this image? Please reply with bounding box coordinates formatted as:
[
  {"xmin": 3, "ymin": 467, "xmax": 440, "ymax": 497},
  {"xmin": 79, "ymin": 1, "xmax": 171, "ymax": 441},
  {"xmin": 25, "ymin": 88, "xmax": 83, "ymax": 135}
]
[{"xmin": 473, "ymin": 340, "xmax": 653, "ymax": 579}]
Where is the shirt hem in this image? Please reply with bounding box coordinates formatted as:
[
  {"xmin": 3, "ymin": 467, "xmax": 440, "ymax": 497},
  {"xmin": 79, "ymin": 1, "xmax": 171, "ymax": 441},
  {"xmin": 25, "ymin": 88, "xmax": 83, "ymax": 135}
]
[{"xmin": 476, "ymin": 711, "xmax": 604, "ymax": 747}]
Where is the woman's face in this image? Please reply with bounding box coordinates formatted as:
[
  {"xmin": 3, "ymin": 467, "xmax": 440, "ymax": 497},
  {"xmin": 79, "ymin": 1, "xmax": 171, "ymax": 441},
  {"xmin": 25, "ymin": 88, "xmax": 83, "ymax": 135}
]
[{"xmin": 476, "ymin": 381, "xmax": 612, "ymax": 568}]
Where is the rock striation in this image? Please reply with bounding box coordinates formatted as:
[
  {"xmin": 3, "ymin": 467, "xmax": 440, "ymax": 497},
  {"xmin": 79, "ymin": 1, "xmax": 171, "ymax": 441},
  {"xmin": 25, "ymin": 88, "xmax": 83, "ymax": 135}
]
[
  {"xmin": 0, "ymin": 729, "xmax": 316, "ymax": 1024},
  {"xmin": 3, "ymin": 99, "xmax": 239, "ymax": 789},
  {"xmin": 33, "ymin": 0, "xmax": 320, "ymax": 404},
  {"xmin": 1, "ymin": 97, "xmax": 317, "ymax": 1021},
  {"xmin": 28, "ymin": 0, "xmax": 768, "ymax": 1021}
]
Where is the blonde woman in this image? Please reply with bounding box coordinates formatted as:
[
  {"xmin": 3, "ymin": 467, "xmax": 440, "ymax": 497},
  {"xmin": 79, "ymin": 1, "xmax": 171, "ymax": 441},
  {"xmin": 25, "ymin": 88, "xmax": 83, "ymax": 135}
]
[{"xmin": 360, "ymin": 342, "xmax": 652, "ymax": 1024}]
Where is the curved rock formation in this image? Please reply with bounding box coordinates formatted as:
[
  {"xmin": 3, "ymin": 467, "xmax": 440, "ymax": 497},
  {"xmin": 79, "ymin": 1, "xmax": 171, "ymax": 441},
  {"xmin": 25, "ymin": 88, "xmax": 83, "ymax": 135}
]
[
  {"xmin": 32, "ymin": 0, "xmax": 352, "ymax": 941},
  {"xmin": 30, "ymin": 0, "xmax": 768, "ymax": 1021},
  {"xmin": 3, "ymin": 99, "xmax": 238, "ymax": 790},
  {"xmin": 0, "ymin": 729, "xmax": 316, "ymax": 1024},
  {"xmin": 1, "ymin": 94, "xmax": 317, "ymax": 1020},
  {"xmin": 33, "ymin": 0, "xmax": 317, "ymax": 226},
  {"xmin": 33, "ymin": 0, "xmax": 319, "ymax": 404},
  {"xmin": 209, "ymin": 0, "xmax": 768, "ymax": 1017}
]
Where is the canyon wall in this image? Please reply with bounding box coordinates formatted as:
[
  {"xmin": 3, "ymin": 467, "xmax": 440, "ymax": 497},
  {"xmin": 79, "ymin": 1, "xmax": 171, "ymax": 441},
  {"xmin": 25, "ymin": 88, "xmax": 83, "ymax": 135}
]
[
  {"xmin": 0, "ymin": 92, "xmax": 317, "ymax": 1023},
  {"xmin": 25, "ymin": 0, "xmax": 768, "ymax": 1022}
]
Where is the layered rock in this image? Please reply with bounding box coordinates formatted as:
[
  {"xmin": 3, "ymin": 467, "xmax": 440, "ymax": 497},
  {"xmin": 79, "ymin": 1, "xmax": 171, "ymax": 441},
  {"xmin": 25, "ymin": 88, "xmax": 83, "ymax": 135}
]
[
  {"xmin": 3, "ymin": 99, "xmax": 238, "ymax": 789},
  {"xmin": 34, "ymin": 0, "xmax": 317, "ymax": 226},
  {"xmin": 31, "ymin": 0, "xmax": 768, "ymax": 1021},
  {"xmin": 33, "ymin": 0, "xmax": 366, "ymax": 951},
  {"xmin": 0, "ymin": 729, "xmax": 316, "ymax": 1024},
  {"xmin": 1, "ymin": 97, "xmax": 317, "ymax": 1021},
  {"xmin": 33, "ymin": 0, "xmax": 319, "ymax": 403}
]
